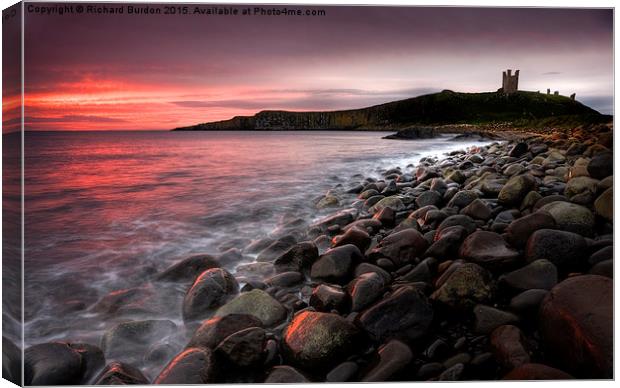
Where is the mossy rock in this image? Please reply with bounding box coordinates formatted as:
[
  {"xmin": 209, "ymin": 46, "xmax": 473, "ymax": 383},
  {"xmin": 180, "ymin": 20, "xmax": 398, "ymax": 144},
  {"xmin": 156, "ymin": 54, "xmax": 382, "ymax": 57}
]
[{"xmin": 214, "ymin": 289, "xmax": 287, "ymax": 327}]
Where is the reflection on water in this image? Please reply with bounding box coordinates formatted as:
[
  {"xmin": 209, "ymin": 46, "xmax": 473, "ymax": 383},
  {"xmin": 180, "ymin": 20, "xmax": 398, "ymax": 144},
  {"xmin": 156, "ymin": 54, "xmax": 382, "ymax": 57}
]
[{"xmin": 22, "ymin": 130, "xmax": 487, "ymax": 377}]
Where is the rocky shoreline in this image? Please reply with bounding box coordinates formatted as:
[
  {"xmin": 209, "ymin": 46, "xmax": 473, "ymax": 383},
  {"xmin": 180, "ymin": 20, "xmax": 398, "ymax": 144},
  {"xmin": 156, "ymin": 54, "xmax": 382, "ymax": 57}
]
[{"xmin": 10, "ymin": 123, "xmax": 613, "ymax": 384}]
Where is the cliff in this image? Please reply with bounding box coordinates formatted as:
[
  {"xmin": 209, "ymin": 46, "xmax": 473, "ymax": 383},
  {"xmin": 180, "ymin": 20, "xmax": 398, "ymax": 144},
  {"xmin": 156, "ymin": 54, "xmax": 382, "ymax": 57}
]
[{"xmin": 173, "ymin": 90, "xmax": 606, "ymax": 131}]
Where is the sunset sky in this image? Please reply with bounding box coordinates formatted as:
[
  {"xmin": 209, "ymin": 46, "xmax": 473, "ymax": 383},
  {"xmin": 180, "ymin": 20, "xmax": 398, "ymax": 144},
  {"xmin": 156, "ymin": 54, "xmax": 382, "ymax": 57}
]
[{"xmin": 5, "ymin": 4, "xmax": 614, "ymax": 131}]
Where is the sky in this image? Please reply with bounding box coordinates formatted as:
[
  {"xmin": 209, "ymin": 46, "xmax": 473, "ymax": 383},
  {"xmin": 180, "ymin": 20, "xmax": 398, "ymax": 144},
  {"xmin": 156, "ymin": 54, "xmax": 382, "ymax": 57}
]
[{"xmin": 3, "ymin": 4, "xmax": 614, "ymax": 131}]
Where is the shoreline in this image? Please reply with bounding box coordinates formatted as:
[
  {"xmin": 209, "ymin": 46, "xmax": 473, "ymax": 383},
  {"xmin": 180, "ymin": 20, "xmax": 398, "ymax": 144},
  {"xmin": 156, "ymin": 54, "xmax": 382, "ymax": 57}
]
[{"xmin": 14, "ymin": 122, "xmax": 613, "ymax": 384}]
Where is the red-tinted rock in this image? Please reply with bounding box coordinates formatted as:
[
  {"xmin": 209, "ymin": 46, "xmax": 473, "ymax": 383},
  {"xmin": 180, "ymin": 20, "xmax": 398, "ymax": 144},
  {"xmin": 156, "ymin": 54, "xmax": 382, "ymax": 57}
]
[
  {"xmin": 369, "ymin": 229, "xmax": 428, "ymax": 267},
  {"xmin": 459, "ymin": 231, "xmax": 520, "ymax": 271},
  {"xmin": 503, "ymin": 363, "xmax": 573, "ymax": 380},
  {"xmin": 490, "ymin": 325, "xmax": 530, "ymax": 370}
]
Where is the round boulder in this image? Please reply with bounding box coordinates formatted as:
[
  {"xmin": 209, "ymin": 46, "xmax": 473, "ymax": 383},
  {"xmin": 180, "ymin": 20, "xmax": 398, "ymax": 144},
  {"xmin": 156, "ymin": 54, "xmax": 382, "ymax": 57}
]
[
  {"xmin": 431, "ymin": 263, "xmax": 494, "ymax": 310},
  {"xmin": 539, "ymin": 201, "xmax": 595, "ymax": 236},
  {"xmin": 182, "ymin": 268, "xmax": 238, "ymax": 322},
  {"xmin": 368, "ymin": 229, "xmax": 428, "ymax": 267},
  {"xmin": 459, "ymin": 231, "xmax": 520, "ymax": 271},
  {"xmin": 525, "ymin": 229, "xmax": 587, "ymax": 271},
  {"xmin": 214, "ymin": 289, "xmax": 287, "ymax": 327},
  {"xmin": 310, "ymin": 244, "xmax": 363, "ymax": 284},
  {"xmin": 498, "ymin": 174, "xmax": 537, "ymax": 206}
]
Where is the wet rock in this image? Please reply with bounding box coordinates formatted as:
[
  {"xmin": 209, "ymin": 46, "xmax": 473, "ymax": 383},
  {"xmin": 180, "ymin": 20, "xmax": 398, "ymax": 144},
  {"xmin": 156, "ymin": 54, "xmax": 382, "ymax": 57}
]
[
  {"xmin": 587, "ymin": 151, "xmax": 613, "ymax": 179},
  {"xmin": 447, "ymin": 190, "xmax": 478, "ymax": 209},
  {"xmin": 326, "ymin": 361, "xmax": 359, "ymax": 382},
  {"xmin": 435, "ymin": 215, "xmax": 477, "ymax": 238},
  {"xmin": 425, "ymin": 339, "xmax": 449, "ymax": 360},
  {"xmin": 264, "ymin": 365, "xmax": 310, "ymax": 383},
  {"xmin": 188, "ymin": 314, "xmax": 263, "ymax": 349},
  {"xmin": 503, "ymin": 363, "xmax": 574, "ymax": 380},
  {"xmin": 520, "ymin": 190, "xmax": 542, "ymax": 210},
  {"xmin": 362, "ymin": 340, "xmax": 413, "ymax": 382},
  {"xmin": 539, "ymin": 275, "xmax": 612, "ymax": 378},
  {"xmin": 273, "ymin": 241, "xmax": 319, "ymax": 273},
  {"xmin": 460, "ymin": 199, "xmax": 492, "ymax": 221},
  {"xmin": 501, "ymin": 259, "xmax": 558, "ymax": 291},
  {"xmin": 309, "ymin": 284, "xmax": 349, "ymax": 312},
  {"xmin": 416, "ymin": 190, "xmax": 442, "ymax": 208},
  {"xmin": 156, "ymin": 254, "xmax": 219, "ymax": 283},
  {"xmin": 533, "ymin": 194, "xmax": 568, "ymax": 211},
  {"xmin": 348, "ymin": 272, "xmax": 386, "ymax": 312},
  {"xmin": 311, "ymin": 244, "xmax": 363, "ymax": 284},
  {"xmin": 498, "ymin": 174, "xmax": 537, "ymax": 206},
  {"xmin": 430, "ymin": 178, "xmax": 448, "ymax": 195},
  {"xmin": 359, "ymin": 189, "xmax": 380, "ymax": 200},
  {"xmin": 354, "ymin": 262, "xmax": 392, "ymax": 284},
  {"xmin": 215, "ymin": 327, "xmax": 266, "ymax": 367},
  {"xmin": 459, "ymin": 231, "xmax": 520, "ymax": 271},
  {"xmin": 214, "ymin": 289, "xmax": 287, "ymax": 327},
  {"xmin": 68, "ymin": 343, "xmax": 106, "ymax": 384},
  {"xmin": 594, "ymin": 187, "xmax": 612, "ymax": 221},
  {"xmin": 397, "ymin": 257, "xmax": 435, "ymax": 283},
  {"xmin": 183, "ymin": 268, "xmax": 238, "ymax": 322},
  {"xmin": 283, "ymin": 311, "xmax": 360, "ymax": 370},
  {"xmin": 425, "ymin": 225, "xmax": 467, "ymax": 259},
  {"xmin": 369, "ymin": 196, "xmax": 405, "ymax": 214},
  {"xmin": 154, "ymin": 347, "xmax": 215, "ymax": 384},
  {"xmin": 357, "ymin": 285, "xmax": 433, "ymax": 342},
  {"xmin": 24, "ymin": 342, "xmax": 84, "ymax": 385},
  {"xmin": 94, "ymin": 362, "xmax": 149, "ymax": 385},
  {"xmin": 266, "ymin": 271, "xmax": 303, "ymax": 288},
  {"xmin": 508, "ymin": 142, "xmax": 528, "ymax": 158},
  {"xmin": 344, "ymin": 218, "xmax": 383, "ymax": 235},
  {"xmin": 473, "ymin": 305, "xmax": 519, "ymax": 334},
  {"xmin": 373, "ymin": 206, "xmax": 396, "ymax": 227},
  {"xmin": 443, "ymin": 352, "xmax": 471, "ymax": 369},
  {"xmin": 257, "ymin": 236, "xmax": 297, "ymax": 262},
  {"xmin": 490, "ymin": 325, "xmax": 530, "ymax": 370},
  {"xmin": 539, "ymin": 201, "xmax": 595, "ymax": 236},
  {"xmin": 504, "ymin": 211, "xmax": 556, "ymax": 248},
  {"xmin": 369, "ymin": 229, "xmax": 428, "ymax": 267},
  {"xmin": 2, "ymin": 337, "xmax": 21, "ymax": 386},
  {"xmin": 101, "ymin": 320, "xmax": 177, "ymax": 363},
  {"xmin": 417, "ymin": 362, "xmax": 444, "ymax": 379},
  {"xmin": 525, "ymin": 229, "xmax": 587, "ymax": 270},
  {"xmin": 236, "ymin": 262, "xmax": 275, "ymax": 280},
  {"xmin": 564, "ymin": 176, "xmax": 599, "ymax": 203},
  {"xmin": 431, "ymin": 263, "xmax": 494, "ymax": 310},
  {"xmin": 509, "ymin": 289, "xmax": 549, "ymax": 314},
  {"xmin": 332, "ymin": 227, "xmax": 371, "ymax": 252},
  {"xmin": 312, "ymin": 211, "xmax": 356, "ymax": 232}
]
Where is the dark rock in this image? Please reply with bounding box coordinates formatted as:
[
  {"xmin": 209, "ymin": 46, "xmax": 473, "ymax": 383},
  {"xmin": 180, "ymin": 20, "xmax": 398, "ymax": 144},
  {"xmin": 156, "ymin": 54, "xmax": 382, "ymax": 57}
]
[
  {"xmin": 369, "ymin": 229, "xmax": 428, "ymax": 267},
  {"xmin": 354, "ymin": 263, "xmax": 392, "ymax": 284},
  {"xmin": 183, "ymin": 268, "xmax": 238, "ymax": 322},
  {"xmin": 2, "ymin": 337, "xmax": 21, "ymax": 386},
  {"xmin": 539, "ymin": 201, "xmax": 595, "ymax": 236},
  {"xmin": 101, "ymin": 320, "xmax": 176, "ymax": 363},
  {"xmin": 357, "ymin": 285, "xmax": 433, "ymax": 342},
  {"xmin": 266, "ymin": 271, "xmax": 303, "ymax": 288},
  {"xmin": 459, "ymin": 231, "xmax": 520, "ymax": 271},
  {"xmin": 501, "ymin": 259, "xmax": 558, "ymax": 291},
  {"xmin": 373, "ymin": 206, "xmax": 396, "ymax": 227},
  {"xmin": 214, "ymin": 289, "xmax": 287, "ymax": 327},
  {"xmin": 505, "ymin": 211, "xmax": 556, "ymax": 248},
  {"xmin": 416, "ymin": 362, "xmax": 444, "ymax": 379},
  {"xmin": 498, "ymin": 174, "xmax": 537, "ymax": 206},
  {"xmin": 435, "ymin": 215, "xmax": 477, "ymax": 238},
  {"xmin": 425, "ymin": 339, "xmax": 449, "ymax": 360},
  {"xmin": 509, "ymin": 289, "xmax": 548, "ymax": 314},
  {"xmin": 438, "ymin": 363, "xmax": 465, "ymax": 381},
  {"xmin": 344, "ymin": 218, "xmax": 383, "ymax": 235},
  {"xmin": 68, "ymin": 343, "xmax": 106, "ymax": 384},
  {"xmin": 443, "ymin": 353, "xmax": 471, "ymax": 369},
  {"xmin": 273, "ymin": 241, "xmax": 319, "ymax": 273},
  {"xmin": 188, "ymin": 314, "xmax": 263, "ymax": 350},
  {"xmin": 215, "ymin": 327, "xmax": 266, "ymax": 367},
  {"xmin": 587, "ymin": 151, "xmax": 613, "ymax": 179},
  {"xmin": 594, "ymin": 187, "xmax": 612, "ymax": 221},
  {"xmin": 590, "ymin": 259, "xmax": 613, "ymax": 278},
  {"xmin": 490, "ymin": 325, "xmax": 530, "ymax": 370},
  {"xmin": 460, "ymin": 199, "xmax": 492, "ymax": 221},
  {"xmin": 503, "ymin": 363, "xmax": 573, "ymax": 380},
  {"xmin": 309, "ymin": 284, "xmax": 349, "ymax": 312},
  {"xmin": 508, "ymin": 142, "xmax": 528, "ymax": 158},
  {"xmin": 539, "ymin": 275, "xmax": 612, "ymax": 378},
  {"xmin": 416, "ymin": 190, "xmax": 442, "ymax": 208},
  {"xmin": 473, "ymin": 305, "xmax": 519, "ymax": 334},
  {"xmin": 447, "ymin": 190, "xmax": 478, "ymax": 209},
  {"xmin": 283, "ymin": 311, "xmax": 360, "ymax": 370},
  {"xmin": 397, "ymin": 258, "xmax": 435, "ymax": 283},
  {"xmin": 332, "ymin": 227, "xmax": 371, "ymax": 252},
  {"xmin": 425, "ymin": 225, "xmax": 467, "ymax": 259},
  {"xmin": 525, "ymin": 229, "xmax": 587, "ymax": 270},
  {"xmin": 156, "ymin": 254, "xmax": 219, "ymax": 283},
  {"xmin": 533, "ymin": 194, "xmax": 568, "ymax": 211},
  {"xmin": 589, "ymin": 245, "xmax": 613, "ymax": 266},
  {"xmin": 264, "ymin": 365, "xmax": 310, "ymax": 383},
  {"xmin": 310, "ymin": 244, "xmax": 363, "ymax": 284},
  {"xmin": 430, "ymin": 178, "xmax": 448, "ymax": 195},
  {"xmin": 257, "ymin": 236, "xmax": 297, "ymax": 262},
  {"xmin": 369, "ymin": 196, "xmax": 405, "ymax": 214},
  {"xmin": 154, "ymin": 347, "xmax": 215, "ymax": 384},
  {"xmin": 24, "ymin": 342, "xmax": 84, "ymax": 385},
  {"xmin": 362, "ymin": 340, "xmax": 413, "ymax": 382},
  {"xmin": 326, "ymin": 361, "xmax": 359, "ymax": 382},
  {"xmin": 94, "ymin": 362, "xmax": 149, "ymax": 385},
  {"xmin": 431, "ymin": 263, "xmax": 494, "ymax": 310},
  {"xmin": 348, "ymin": 272, "xmax": 386, "ymax": 312}
]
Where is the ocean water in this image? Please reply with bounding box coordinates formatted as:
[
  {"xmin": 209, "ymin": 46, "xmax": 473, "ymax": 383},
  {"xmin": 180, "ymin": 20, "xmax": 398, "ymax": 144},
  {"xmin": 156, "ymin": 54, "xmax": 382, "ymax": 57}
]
[{"xmin": 12, "ymin": 130, "xmax": 488, "ymax": 376}]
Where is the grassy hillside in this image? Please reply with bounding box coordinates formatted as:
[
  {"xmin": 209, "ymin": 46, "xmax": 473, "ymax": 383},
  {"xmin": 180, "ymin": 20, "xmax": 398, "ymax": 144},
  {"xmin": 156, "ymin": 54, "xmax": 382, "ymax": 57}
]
[{"xmin": 174, "ymin": 90, "xmax": 608, "ymax": 131}]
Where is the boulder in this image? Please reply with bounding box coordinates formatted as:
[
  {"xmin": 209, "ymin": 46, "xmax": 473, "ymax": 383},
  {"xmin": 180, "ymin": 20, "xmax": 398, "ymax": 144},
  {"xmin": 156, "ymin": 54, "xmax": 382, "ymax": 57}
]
[
  {"xmin": 425, "ymin": 225, "xmax": 467, "ymax": 259},
  {"xmin": 460, "ymin": 199, "xmax": 492, "ymax": 221},
  {"xmin": 490, "ymin": 325, "xmax": 530, "ymax": 370},
  {"xmin": 369, "ymin": 229, "xmax": 428, "ymax": 267},
  {"xmin": 326, "ymin": 361, "xmax": 359, "ymax": 382},
  {"xmin": 416, "ymin": 190, "xmax": 442, "ymax": 208},
  {"xmin": 100, "ymin": 320, "xmax": 177, "ymax": 363},
  {"xmin": 369, "ymin": 196, "xmax": 405, "ymax": 214},
  {"xmin": 362, "ymin": 340, "xmax": 413, "ymax": 382},
  {"xmin": 309, "ymin": 284, "xmax": 349, "ymax": 312},
  {"xmin": 473, "ymin": 305, "xmax": 519, "ymax": 334},
  {"xmin": 357, "ymin": 286, "xmax": 433, "ymax": 342},
  {"xmin": 373, "ymin": 207, "xmax": 396, "ymax": 227},
  {"xmin": 182, "ymin": 268, "xmax": 238, "ymax": 322},
  {"xmin": 348, "ymin": 272, "xmax": 386, "ymax": 312},
  {"xmin": 431, "ymin": 263, "xmax": 494, "ymax": 310},
  {"xmin": 447, "ymin": 190, "xmax": 478, "ymax": 209},
  {"xmin": 498, "ymin": 174, "xmax": 537, "ymax": 206},
  {"xmin": 587, "ymin": 151, "xmax": 613, "ymax": 179},
  {"xmin": 435, "ymin": 215, "xmax": 477, "ymax": 238},
  {"xmin": 214, "ymin": 289, "xmax": 287, "ymax": 327},
  {"xmin": 156, "ymin": 254, "xmax": 219, "ymax": 283},
  {"xmin": 539, "ymin": 275, "xmax": 612, "ymax": 378},
  {"xmin": 188, "ymin": 314, "xmax": 263, "ymax": 349},
  {"xmin": 564, "ymin": 176, "xmax": 599, "ymax": 203},
  {"xmin": 94, "ymin": 362, "xmax": 149, "ymax": 385},
  {"xmin": 525, "ymin": 229, "xmax": 587, "ymax": 270},
  {"xmin": 257, "ymin": 236, "xmax": 296, "ymax": 262},
  {"xmin": 264, "ymin": 365, "xmax": 310, "ymax": 383},
  {"xmin": 459, "ymin": 231, "xmax": 520, "ymax": 271},
  {"xmin": 501, "ymin": 259, "xmax": 558, "ymax": 291},
  {"xmin": 266, "ymin": 271, "xmax": 303, "ymax": 288},
  {"xmin": 215, "ymin": 327, "xmax": 267, "ymax": 367},
  {"xmin": 509, "ymin": 289, "xmax": 549, "ymax": 314},
  {"xmin": 539, "ymin": 201, "xmax": 595, "ymax": 236},
  {"xmin": 283, "ymin": 311, "xmax": 360, "ymax": 370},
  {"xmin": 154, "ymin": 347, "xmax": 215, "ymax": 384},
  {"xmin": 503, "ymin": 363, "xmax": 573, "ymax": 380},
  {"xmin": 504, "ymin": 211, "xmax": 556, "ymax": 248},
  {"xmin": 594, "ymin": 187, "xmax": 612, "ymax": 221},
  {"xmin": 508, "ymin": 142, "xmax": 528, "ymax": 158},
  {"xmin": 332, "ymin": 228, "xmax": 371, "ymax": 252},
  {"xmin": 24, "ymin": 342, "xmax": 84, "ymax": 385},
  {"xmin": 310, "ymin": 244, "xmax": 363, "ymax": 284},
  {"xmin": 273, "ymin": 241, "xmax": 319, "ymax": 273}
]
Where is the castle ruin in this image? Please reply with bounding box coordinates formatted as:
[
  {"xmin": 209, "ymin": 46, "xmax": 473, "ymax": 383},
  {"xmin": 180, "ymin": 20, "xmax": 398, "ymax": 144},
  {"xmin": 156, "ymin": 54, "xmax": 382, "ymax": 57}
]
[{"xmin": 501, "ymin": 69, "xmax": 519, "ymax": 94}]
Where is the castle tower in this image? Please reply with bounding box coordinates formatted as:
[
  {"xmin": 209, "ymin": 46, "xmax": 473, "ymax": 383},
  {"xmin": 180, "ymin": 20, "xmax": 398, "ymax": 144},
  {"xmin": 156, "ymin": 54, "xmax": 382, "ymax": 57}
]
[{"xmin": 501, "ymin": 69, "xmax": 519, "ymax": 94}]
